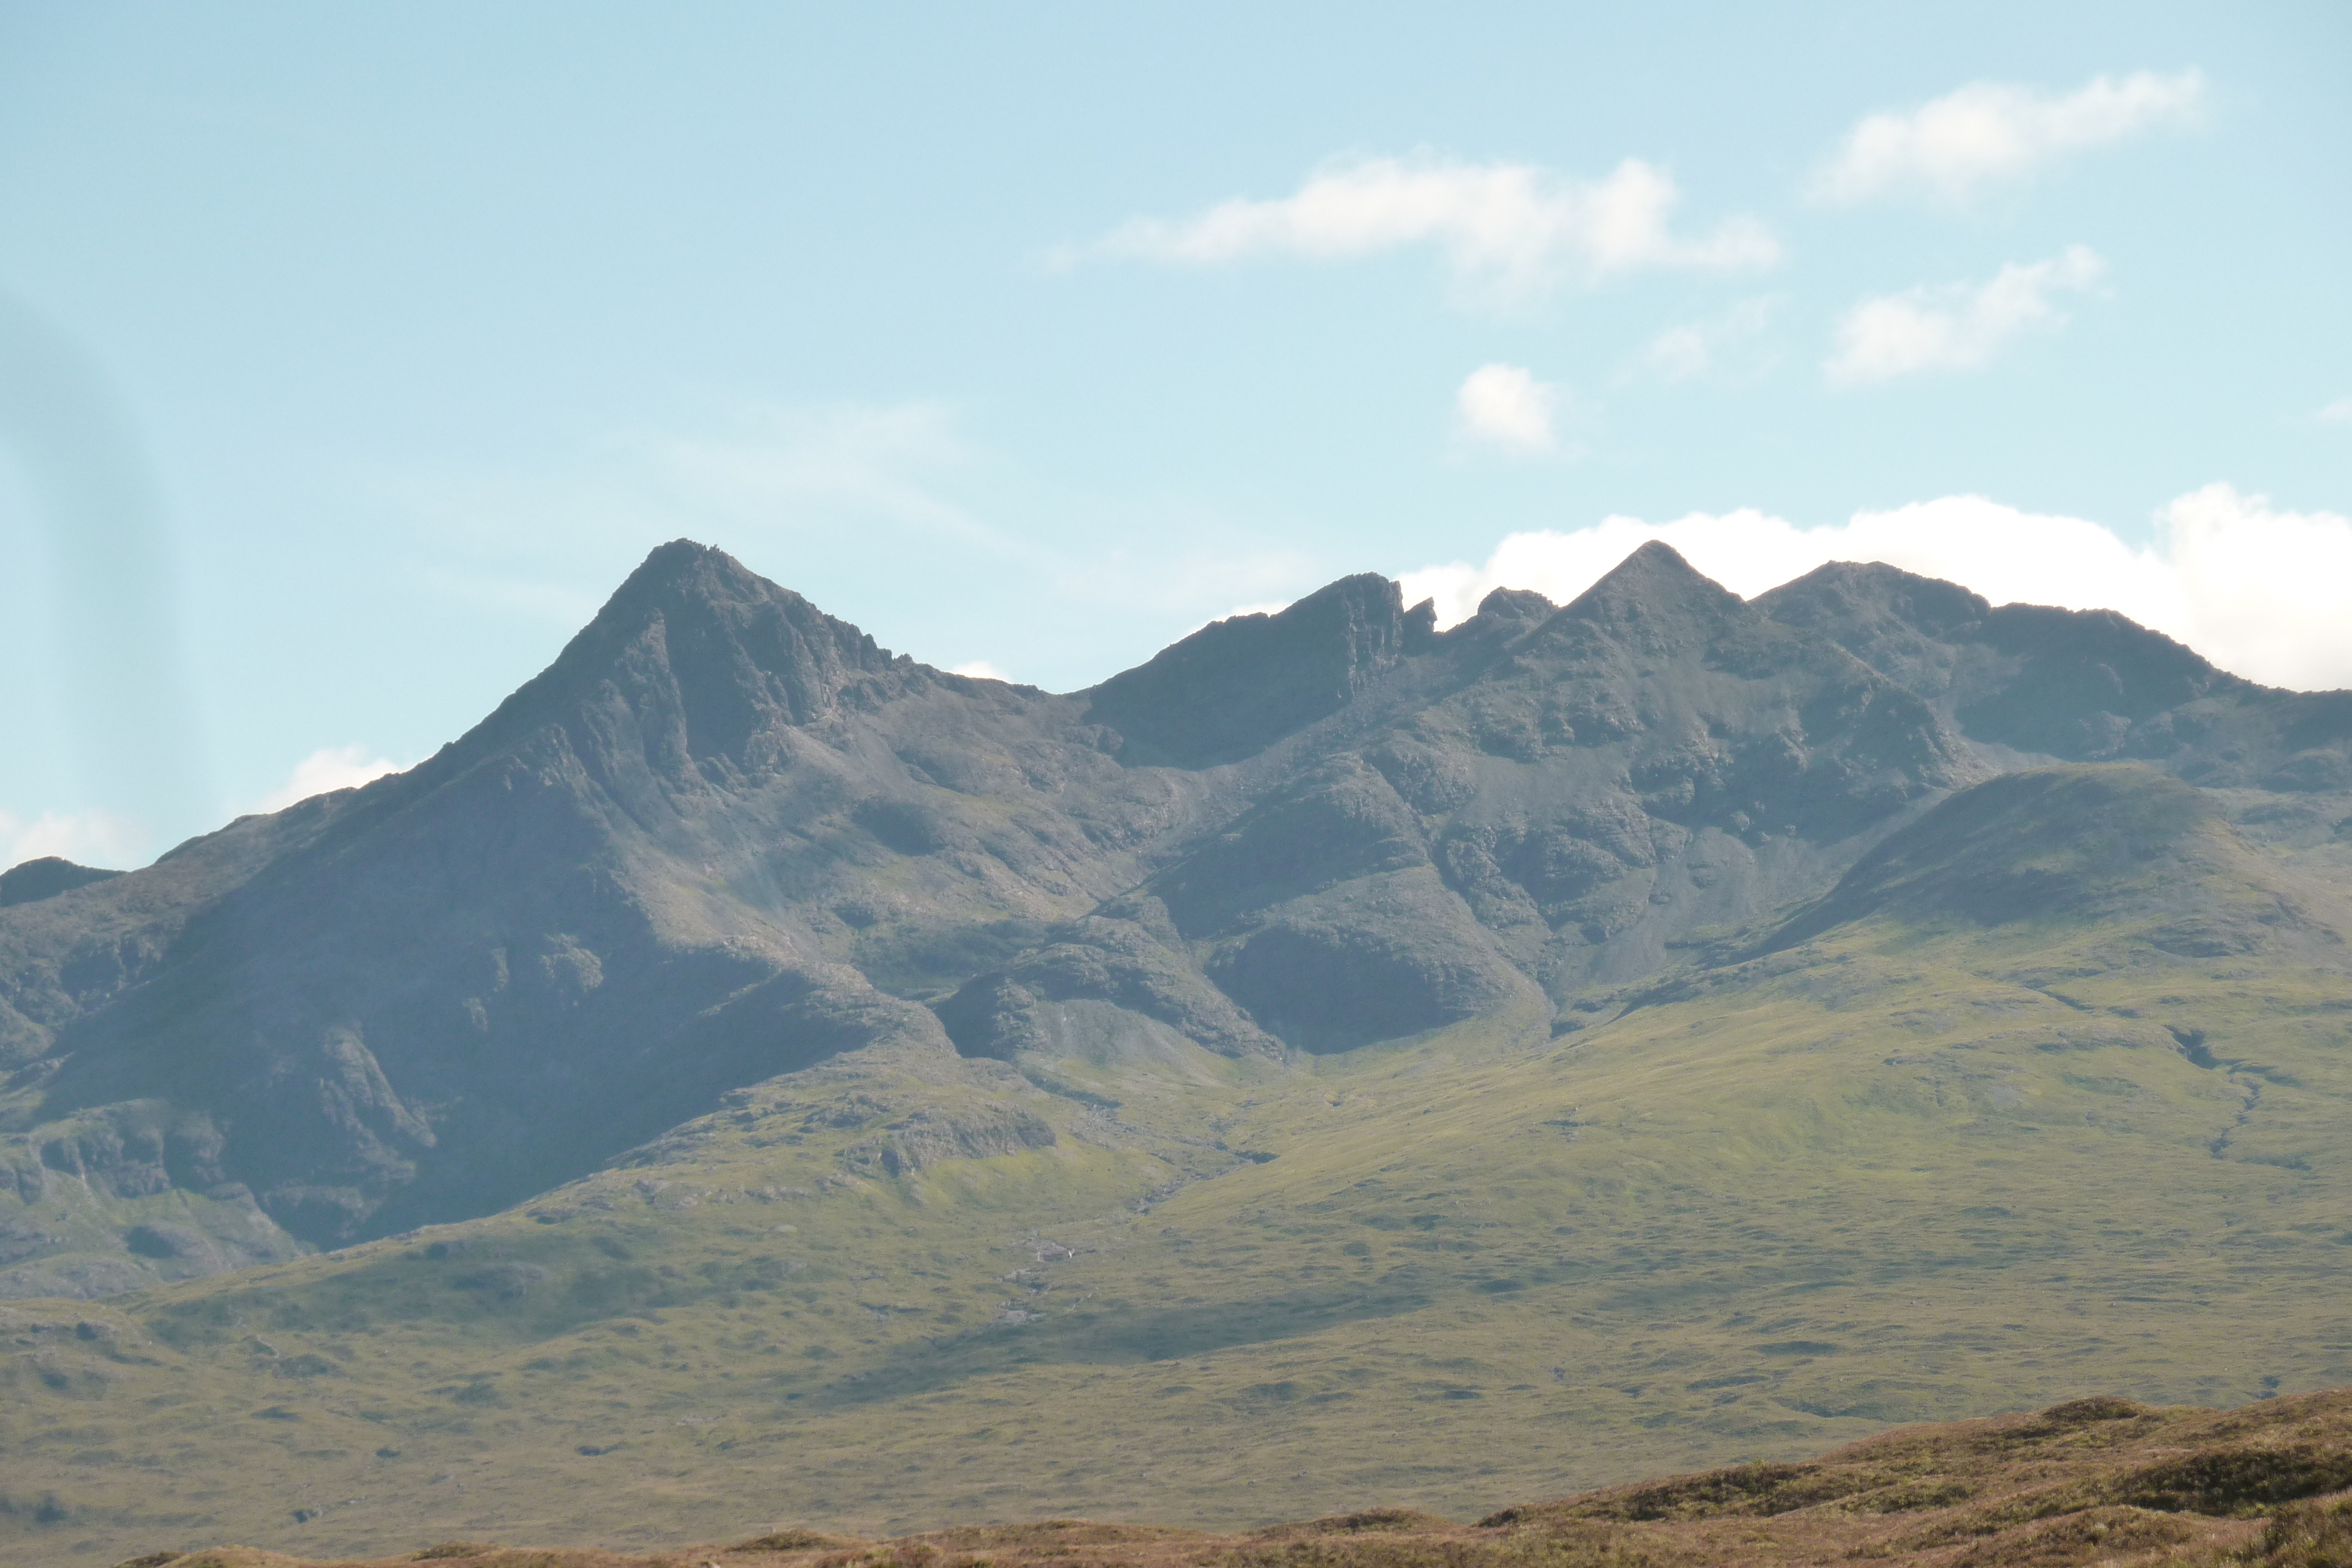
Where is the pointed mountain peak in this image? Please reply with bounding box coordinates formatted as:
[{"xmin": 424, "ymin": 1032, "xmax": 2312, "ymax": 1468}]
[
  {"xmin": 1569, "ymin": 540, "xmax": 1739, "ymax": 611},
  {"xmin": 572, "ymin": 538, "xmax": 896, "ymax": 674},
  {"xmin": 593, "ymin": 539, "xmax": 786, "ymax": 628},
  {"xmin": 430, "ymin": 541, "xmax": 907, "ymax": 782},
  {"xmin": 628, "ymin": 536, "xmax": 734, "ymax": 586},
  {"xmin": 549, "ymin": 539, "xmax": 884, "ymax": 687},
  {"xmin": 1536, "ymin": 540, "xmax": 1748, "ymax": 654}
]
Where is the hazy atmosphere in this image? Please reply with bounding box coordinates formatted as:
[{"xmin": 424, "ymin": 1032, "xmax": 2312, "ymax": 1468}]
[
  {"xmin": 1, "ymin": 4, "xmax": 2345, "ymax": 863},
  {"xmin": 8, "ymin": 12, "xmax": 2352, "ymax": 1566}
]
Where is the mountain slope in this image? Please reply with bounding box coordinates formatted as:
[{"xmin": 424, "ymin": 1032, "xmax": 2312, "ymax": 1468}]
[
  {"xmin": 3, "ymin": 540, "xmax": 2351, "ymax": 1566},
  {"xmin": 3, "ymin": 541, "xmax": 2013, "ymax": 1289},
  {"xmin": 1757, "ymin": 560, "xmax": 2352, "ymax": 789},
  {"xmin": 3, "ymin": 543, "xmax": 1187, "ymax": 1270},
  {"xmin": 4, "ymin": 758, "xmax": 2349, "ymax": 1564}
]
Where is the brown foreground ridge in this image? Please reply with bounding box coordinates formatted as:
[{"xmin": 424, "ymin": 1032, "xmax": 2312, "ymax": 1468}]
[{"xmin": 108, "ymin": 1386, "xmax": 2352, "ymax": 1568}]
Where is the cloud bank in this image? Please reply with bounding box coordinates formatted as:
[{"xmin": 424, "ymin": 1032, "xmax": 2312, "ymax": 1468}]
[
  {"xmin": 256, "ymin": 745, "xmax": 407, "ymax": 814},
  {"xmin": 1826, "ymin": 246, "xmax": 2105, "ymax": 384},
  {"xmin": 1085, "ymin": 155, "xmax": 1778, "ymax": 306},
  {"xmin": 1398, "ymin": 484, "xmax": 2352, "ymax": 691},
  {"xmin": 1814, "ymin": 69, "xmax": 2206, "ymax": 206},
  {"xmin": 0, "ymin": 807, "xmax": 142, "ymax": 870},
  {"xmin": 1455, "ymin": 363, "xmax": 1558, "ymax": 452}
]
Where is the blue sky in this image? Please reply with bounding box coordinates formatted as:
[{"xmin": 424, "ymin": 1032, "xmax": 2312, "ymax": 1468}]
[{"xmin": 2, "ymin": 2, "xmax": 2348, "ymax": 865}]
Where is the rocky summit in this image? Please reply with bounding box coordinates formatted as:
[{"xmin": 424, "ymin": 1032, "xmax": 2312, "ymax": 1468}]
[{"xmin": 3, "ymin": 541, "xmax": 2350, "ymax": 1566}]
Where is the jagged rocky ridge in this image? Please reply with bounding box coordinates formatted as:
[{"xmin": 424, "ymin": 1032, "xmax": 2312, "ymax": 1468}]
[{"xmin": 2, "ymin": 539, "xmax": 2347, "ymax": 1296}]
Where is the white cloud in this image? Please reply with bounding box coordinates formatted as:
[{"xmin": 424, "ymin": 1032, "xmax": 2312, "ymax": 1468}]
[
  {"xmin": 1826, "ymin": 246, "xmax": 2105, "ymax": 385},
  {"xmin": 948, "ymin": 660, "xmax": 1010, "ymax": 681},
  {"xmin": 2154, "ymin": 484, "xmax": 2352, "ymax": 692},
  {"xmin": 1813, "ymin": 69, "xmax": 2206, "ymax": 206},
  {"xmin": 1397, "ymin": 483, "xmax": 2352, "ymax": 691},
  {"xmin": 1645, "ymin": 296, "xmax": 1780, "ymax": 383},
  {"xmin": 255, "ymin": 745, "xmax": 407, "ymax": 814},
  {"xmin": 1455, "ymin": 364, "xmax": 1558, "ymax": 453},
  {"xmin": 1081, "ymin": 154, "xmax": 1779, "ymax": 307},
  {"xmin": 2318, "ymin": 396, "xmax": 2352, "ymax": 426},
  {"xmin": 1, "ymin": 808, "xmax": 143, "ymax": 870}
]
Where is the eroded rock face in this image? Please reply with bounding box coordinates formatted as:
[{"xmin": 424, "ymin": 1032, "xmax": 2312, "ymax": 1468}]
[
  {"xmin": 1084, "ymin": 574, "xmax": 1430, "ymax": 767},
  {"xmin": 2, "ymin": 543, "xmax": 1094, "ymax": 1263},
  {"xmin": 838, "ymin": 1104, "xmax": 1058, "ymax": 1177},
  {"xmin": 3, "ymin": 537, "xmax": 2344, "ymax": 1294},
  {"xmin": 936, "ymin": 915, "xmax": 1279, "ymax": 1061},
  {"xmin": 0, "ymin": 858, "xmax": 123, "ymax": 909},
  {"xmin": 1755, "ymin": 560, "xmax": 2352, "ymax": 787}
]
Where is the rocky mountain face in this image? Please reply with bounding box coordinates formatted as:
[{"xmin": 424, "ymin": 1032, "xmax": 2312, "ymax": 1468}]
[
  {"xmin": 1756, "ymin": 561, "xmax": 2352, "ymax": 788},
  {"xmin": 0, "ymin": 859, "xmax": 121, "ymax": 908},
  {"xmin": 2, "ymin": 540, "xmax": 2347, "ymax": 1297}
]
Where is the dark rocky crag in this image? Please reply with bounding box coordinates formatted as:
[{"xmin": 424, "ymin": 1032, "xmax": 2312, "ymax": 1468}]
[
  {"xmin": 1756, "ymin": 560, "xmax": 2352, "ymax": 790},
  {"xmin": 3, "ymin": 539, "xmax": 2348, "ymax": 1296},
  {"xmin": 0, "ymin": 858, "xmax": 122, "ymax": 909}
]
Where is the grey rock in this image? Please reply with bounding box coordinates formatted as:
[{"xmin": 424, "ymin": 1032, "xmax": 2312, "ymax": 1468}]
[
  {"xmin": 838, "ymin": 1104, "xmax": 1057, "ymax": 1176},
  {"xmin": 1085, "ymin": 573, "xmax": 1425, "ymax": 767},
  {"xmin": 936, "ymin": 915, "xmax": 1277, "ymax": 1061},
  {"xmin": 5, "ymin": 535, "xmax": 2339, "ymax": 1296},
  {"xmin": 0, "ymin": 858, "xmax": 123, "ymax": 908},
  {"xmin": 1756, "ymin": 560, "xmax": 2352, "ymax": 785}
]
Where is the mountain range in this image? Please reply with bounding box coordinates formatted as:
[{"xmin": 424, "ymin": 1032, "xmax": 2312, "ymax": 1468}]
[{"xmin": 2, "ymin": 540, "xmax": 2348, "ymax": 1564}]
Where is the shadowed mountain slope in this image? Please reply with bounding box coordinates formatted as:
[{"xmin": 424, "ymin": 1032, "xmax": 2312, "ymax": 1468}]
[
  {"xmin": 1756, "ymin": 763, "xmax": 2352, "ymax": 962},
  {"xmin": 7, "ymin": 540, "xmax": 2352, "ymax": 1298},
  {"xmin": 1758, "ymin": 560, "xmax": 2352, "ymax": 788},
  {"xmin": 4, "ymin": 543, "xmax": 1158, "ymax": 1273},
  {"xmin": 1, "ymin": 543, "xmax": 2351, "ymax": 1565},
  {"xmin": 943, "ymin": 541, "xmax": 1982, "ymax": 1057},
  {"xmin": 2, "ymin": 540, "xmax": 2021, "ymax": 1286},
  {"xmin": 0, "ymin": 858, "xmax": 121, "ymax": 909},
  {"xmin": 1083, "ymin": 573, "xmax": 1435, "ymax": 767}
]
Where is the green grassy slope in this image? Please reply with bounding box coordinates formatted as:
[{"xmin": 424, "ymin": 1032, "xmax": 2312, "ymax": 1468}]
[{"xmin": 5, "ymin": 771, "xmax": 2350, "ymax": 1567}]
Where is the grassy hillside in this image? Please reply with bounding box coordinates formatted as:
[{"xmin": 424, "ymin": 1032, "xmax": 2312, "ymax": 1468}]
[{"xmin": 5, "ymin": 773, "xmax": 2350, "ymax": 1567}]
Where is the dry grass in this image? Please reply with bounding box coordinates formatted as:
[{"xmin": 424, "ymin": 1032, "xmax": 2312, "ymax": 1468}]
[{"xmin": 109, "ymin": 1387, "xmax": 2352, "ymax": 1568}]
